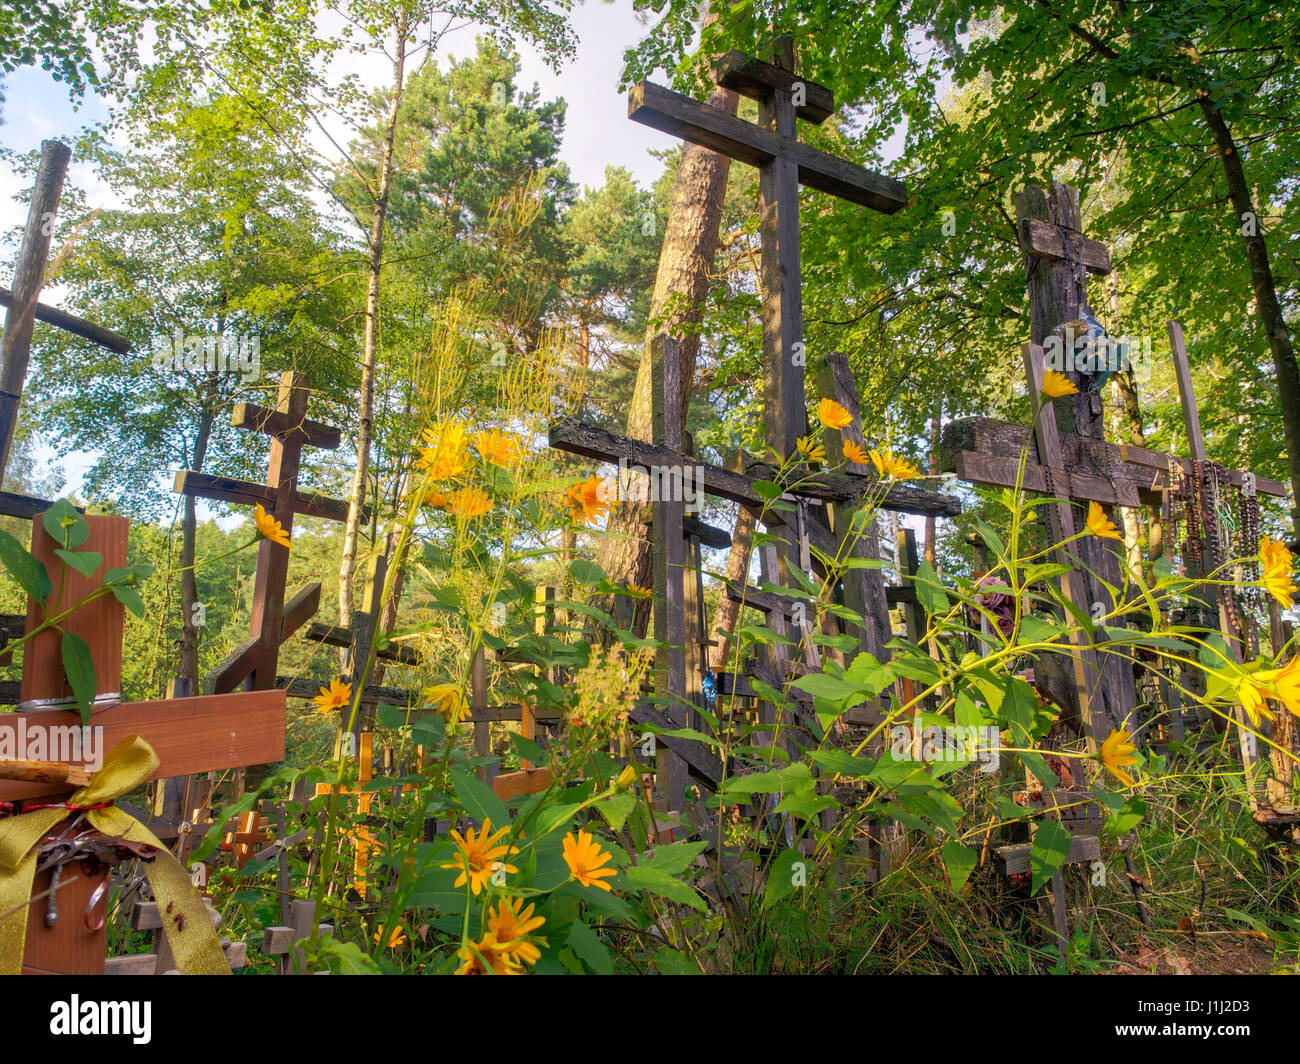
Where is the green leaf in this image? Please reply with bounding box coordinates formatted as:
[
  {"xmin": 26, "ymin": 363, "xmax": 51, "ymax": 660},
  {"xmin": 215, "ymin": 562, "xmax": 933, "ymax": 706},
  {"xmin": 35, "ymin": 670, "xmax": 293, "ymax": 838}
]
[
  {"xmin": 915, "ymin": 560, "xmax": 949, "ymax": 615},
  {"xmin": 623, "ymin": 864, "xmax": 706, "ymax": 912},
  {"xmin": 449, "ymin": 769, "xmax": 509, "ymax": 829},
  {"xmin": 652, "ymin": 947, "xmax": 701, "ymax": 974},
  {"xmin": 1030, "ymin": 820, "xmax": 1073, "ymax": 894},
  {"xmin": 0, "ymin": 529, "xmax": 51, "ymax": 601},
  {"xmin": 643, "ymin": 840, "xmax": 707, "ymax": 874},
  {"xmin": 762, "ymin": 848, "xmax": 807, "ymax": 910},
  {"xmin": 790, "ymin": 671, "xmax": 862, "ymax": 702},
  {"xmin": 60, "ymin": 631, "xmax": 96, "ymax": 725},
  {"xmin": 565, "ymin": 919, "xmax": 614, "ymax": 975},
  {"xmin": 42, "ymin": 499, "xmax": 88, "ymax": 550},
  {"xmin": 942, "ymin": 841, "xmax": 976, "ymax": 892},
  {"xmin": 751, "ymin": 480, "xmax": 784, "ymax": 502},
  {"xmin": 54, "ymin": 549, "xmax": 103, "ymax": 579},
  {"xmin": 772, "ymin": 789, "xmax": 837, "ymax": 819},
  {"xmin": 109, "ymin": 583, "xmax": 146, "ymax": 617},
  {"xmin": 595, "ymin": 792, "xmax": 637, "ymax": 833},
  {"xmin": 568, "ymin": 558, "xmax": 605, "ymax": 586}
]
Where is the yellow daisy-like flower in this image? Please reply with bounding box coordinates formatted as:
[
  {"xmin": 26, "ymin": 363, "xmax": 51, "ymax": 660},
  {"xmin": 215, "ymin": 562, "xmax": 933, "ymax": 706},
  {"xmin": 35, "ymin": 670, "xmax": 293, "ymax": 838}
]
[
  {"xmin": 455, "ymin": 933, "xmax": 521, "ymax": 975},
  {"xmin": 562, "ymin": 829, "xmax": 617, "ymax": 891},
  {"xmin": 422, "ymin": 488, "xmax": 450, "ymax": 509},
  {"xmin": 1099, "ymin": 727, "xmax": 1139, "ymax": 787},
  {"xmin": 373, "ymin": 924, "xmax": 406, "ymax": 949},
  {"xmin": 475, "ymin": 429, "xmax": 522, "ymax": 469},
  {"xmin": 1236, "ymin": 673, "xmax": 1276, "ymax": 728},
  {"xmin": 447, "ymin": 486, "xmax": 493, "ymax": 519},
  {"xmin": 485, "ymin": 897, "xmax": 547, "ymax": 967},
  {"xmin": 1041, "ymin": 369, "xmax": 1078, "ymax": 398},
  {"xmin": 1085, "ymin": 500, "xmax": 1122, "ymax": 541},
  {"xmin": 417, "ymin": 421, "xmax": 470, "ymax": 481},
  {"xmin": 1272, "ymin": 656, "xmax": 1300, "ymax": 718},
  {"xmin": 1260, "ymin": 536, "xmax": 1296, "ymax": 610},
  {"xmin": 440, "ymin": 817, "xmax": 519, "ymax": 896},
  {"xmin": 869, "ymin": 448, "xmax": 921, "ymax": 481},
  {"xmin": 565, "ymin": 475, "xmax": 612, "ymax": 524},
  {"xmin": 254, "ymin": 504, "xmax": 291, "ymax": 549},
  {"xmin": 622, "ymin": 583, "xmax": 653, "ymax": 599},
  {"xmin": 312, "ymin": 679, "xmax": 352, "ymax": 715},
  {"xmin": 841, "ymin": 439, "xmax": 869, "ymax": 466},
  {"xmin": 616, "ymin": 764, "xmax": 639, "ymax": 791},
  {"xmin": 795, "ymin": 435, "xmax": 826, "ymax": 464},
  {"xmin": 816, "ymin": 397, "xmax": 853, "ymax": 430},
  {"xmin": 425, "ymin": 682, "xmax": 470, "ymax": 723}
]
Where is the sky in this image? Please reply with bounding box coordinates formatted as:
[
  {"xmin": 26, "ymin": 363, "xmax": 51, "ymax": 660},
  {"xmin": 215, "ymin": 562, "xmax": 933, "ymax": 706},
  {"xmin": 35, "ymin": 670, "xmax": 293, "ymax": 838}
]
[{"xmin": 0, "ymin": 0, "xmax": 675, "ymax": 503}]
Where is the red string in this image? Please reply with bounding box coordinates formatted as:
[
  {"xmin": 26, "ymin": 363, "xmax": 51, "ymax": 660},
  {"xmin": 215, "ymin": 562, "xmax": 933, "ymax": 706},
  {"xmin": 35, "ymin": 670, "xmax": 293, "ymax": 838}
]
[{"xmin": 22, "ymin": 800, "xmax": 113, "ymax": 813}]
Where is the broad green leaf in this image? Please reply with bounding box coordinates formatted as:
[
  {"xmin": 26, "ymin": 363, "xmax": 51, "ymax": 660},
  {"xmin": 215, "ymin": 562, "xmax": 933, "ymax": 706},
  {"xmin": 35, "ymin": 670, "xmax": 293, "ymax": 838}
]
[
  {"xmin": 0, "ymin": 529, "xmax": 51, "ymax": 601},
  {"xmin": 1030, "ymin": 820, "xmax": 1073, "ymax": 894},
  {"xmin": 60, "ymin": 631, "xmax": 96, "ymax": 725},
  {"xmin": 762, "ymin": 847, "xmax": 806, "ymax": 910},
  {"xmin": 54, "ymin": 549, "xmax": 102, "ymax": 579},
  {"xmin": 643, "ymin": 840, "xmax": 707, "ymax": 874},
  {"xmin": 449, "ymin": 769, "xmax": 509, "ymax": 829},
  {"xmin": 42, "ymin": 499, "xmax": 88, "ymax": 550},
  {"xmin": 915, "ymin": 560, "xmax": 949, "ymax": 615},
  {"xmin": 595, "ymin": 792, "xmax": 637, "ymax": 833},
  {"xmin": 941, "ymin": 841, "xmax": 977, "ymax": 892},
  {"xmin": 566, "ymin": 919, "xmax": 614, "ymax": 974},
  {"xmin": 623, "ymin": 864, "xmax": 706, "ymax": 912}
]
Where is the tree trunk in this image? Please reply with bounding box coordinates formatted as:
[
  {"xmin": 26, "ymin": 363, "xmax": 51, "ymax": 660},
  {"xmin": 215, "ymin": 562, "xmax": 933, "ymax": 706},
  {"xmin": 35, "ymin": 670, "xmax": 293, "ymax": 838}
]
[
  {"xmin": 1198, "ymin": 96, "xmax": 1300, "ymax": 543},
  {"xmin": 179, "ymin": 380, "xmax": 217, "ymax": 683},
  {"xmin": 593, "ymin": 85, "xmax": 739, "ymax": 632},
  {"xmin": 338, "ymin": 17, "xmax": 410, "ymax": 634}
]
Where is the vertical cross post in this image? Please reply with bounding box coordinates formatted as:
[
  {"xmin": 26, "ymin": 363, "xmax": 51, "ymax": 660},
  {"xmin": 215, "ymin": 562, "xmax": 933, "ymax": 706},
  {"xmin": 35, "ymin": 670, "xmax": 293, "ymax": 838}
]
[
  {"xmin": 0, "ymin": 140, "xmax": 71, "ymax": 478},
  {"xmin": 650, "ymin": 334, "xmax": 689, "ymax": 805}
]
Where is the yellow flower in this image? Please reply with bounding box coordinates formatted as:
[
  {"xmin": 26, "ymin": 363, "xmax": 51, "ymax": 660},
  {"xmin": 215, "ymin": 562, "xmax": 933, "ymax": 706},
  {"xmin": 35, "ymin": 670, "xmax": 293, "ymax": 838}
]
[
  {"xmin": 795, "ymin": 435, "xmax": 826, "ymax": 463},
  {"xmin": 1272, "ymin": 656, "xmax": 1300, "ymax": 718},
  {"xmin": 1085, "ymin": 500, "xmax": 1122, "ymax": 541},
  {"xmin": 455, "ymin": 933, "xmax": 521, "ymax": 975},
  {"xmin": 485, "ymin": 897, "xmax": 546, "ymax": 967},
  {"xmin": 1260, "ymin": 536, "xmax": 1296, "ymax": 610},
  {"xmin": 816, "ymin": 398, "xmax": 853, "ymax": 430},
  {"xmin": 475, "ymin": 429, "xmax": 522, "ymax": 469},
  {"xmin": 562, "ymin": 829, "xmax": 617, "ymax": 891},
  {"xmin": 422, "ymin": 488, "xmax": 449, "ymax": 509},
  {"xmin": 1236, "ymin": 674, "xmax": 1276, "ymax": 728},
  {"xmin": 417, "ymin": 421, "xmax": 470, "ymax": 480},
  {"xmin": 565, "ymin": 475, "xmax": 611, "ymax": 524},
  {"xmin": 841, "ymin": 440, "xmax": 869, "ymax": 465},
  {"xmin": 1100, "ymin": 728, "xmax": 1139, "ymax": 787},
  {"xmin": 869, "ymin": 448, "xmax": 921, "ymax": 481},
  {"xmin": 1041, "ymin": 369, "xmax": 1078, "ymax": 398},
  {"xmin": 373, "ymin": 924, "xmax": 406, "ymax": 949},
  {"xmin": 254, "ymin": 504, "xmax": 291, "ymax": 549},
  {"xmin": 616, "ymin": 764, "xmax": 639, "ymax": 791},
  {"xmin": 440, "ymin": 817, "xmax": 519, "ymax": 896},
  {"xmin": 312, "ymin": 679, "xmax": 351, "ymax": 715},
  {"xmin": 622, "ymin": 583, "xmax": 653, "ymax": 599},
  {"xmin": 425, "ymin": 682, "xmax": 469, "ymax": 723},
  {"xmin": 447, "ymin": 486, "xmax": 493, "ymax": 519}
]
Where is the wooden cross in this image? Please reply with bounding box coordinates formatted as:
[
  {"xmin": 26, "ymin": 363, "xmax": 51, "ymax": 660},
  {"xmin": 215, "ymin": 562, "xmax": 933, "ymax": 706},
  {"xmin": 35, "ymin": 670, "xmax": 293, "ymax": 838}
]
[
  {"xmin": 175, "ymin": 370, "xmax": 356, "ymax": 695},
  {"xmin": 630, "ymin": 43, "xmax": 907, "ymax": 454},
  {"xmin": 0, "ymin": 140, "xmax": 131, "ymax": 502},
  {"xmin": 313, "ymin": 732, "xmax": 375, "ymax": 898},
  {"xmin": 1, "ymin": 513, "xmax": 285, "ymax": 975}
]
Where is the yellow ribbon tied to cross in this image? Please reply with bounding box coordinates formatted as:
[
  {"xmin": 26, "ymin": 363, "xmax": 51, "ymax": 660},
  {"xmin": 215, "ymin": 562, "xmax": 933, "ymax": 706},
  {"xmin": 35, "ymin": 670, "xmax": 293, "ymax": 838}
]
[{"xmin": 0, "ymin": 735, "xmax": 231, "ymax": 975}]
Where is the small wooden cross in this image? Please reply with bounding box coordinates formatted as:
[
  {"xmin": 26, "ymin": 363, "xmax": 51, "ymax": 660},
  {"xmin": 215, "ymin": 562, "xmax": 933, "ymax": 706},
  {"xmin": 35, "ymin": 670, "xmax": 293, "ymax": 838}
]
[
  {"xmin": 314, "ymin": 732, "xmax": 376, "ymax": 897},
  {"xmin": 175, "ymin": 370, "xmax": 357, "ymax": 695}
]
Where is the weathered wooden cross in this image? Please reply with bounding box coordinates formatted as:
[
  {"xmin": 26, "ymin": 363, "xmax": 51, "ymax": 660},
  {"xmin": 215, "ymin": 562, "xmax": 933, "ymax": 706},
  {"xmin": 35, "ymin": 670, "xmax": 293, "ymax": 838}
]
[
  {"xmin": 0, "ymin": 140, "xmax": 131, "ymax": 514},
  {"xmin": 174, "ymin": 370, "xmax": 355, "ymax": 696}
]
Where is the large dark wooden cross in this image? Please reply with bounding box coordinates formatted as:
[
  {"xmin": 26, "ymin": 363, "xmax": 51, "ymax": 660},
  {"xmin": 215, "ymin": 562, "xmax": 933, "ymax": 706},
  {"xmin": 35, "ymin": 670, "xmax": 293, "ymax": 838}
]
[{"xmin": 629, "ymin": 39, "xmax": 907, "ymax": 461}]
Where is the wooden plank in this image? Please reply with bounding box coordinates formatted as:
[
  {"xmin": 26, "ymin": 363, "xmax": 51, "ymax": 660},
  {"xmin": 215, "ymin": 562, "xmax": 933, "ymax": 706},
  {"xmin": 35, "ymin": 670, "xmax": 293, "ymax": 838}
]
[
  {"xmin": 1018, "ymin": 216, "xmax": 1111, "ymax": 274},
  {"xmin": 0, "ymin": 490, "xmax": 57, "ymax": 520},
  {"xmin": 0, "ymin": 688, "xmax": 287, "ymax": 801},
  {"xmin": 630, "ymin": 702, "xmax": 721, "ymax": 787},
  {"xmin": 302, "ymin": 620, "xmax": 419, "ymax": 664},
  {"xmin": 492, "ymin": 767, "xmax": 553, "ymax": 801},
  {"xmin": 941, "ymin": 416, "xmax": 1285, "ymax": 499},
  {"xmin": 281, "ymin": 582, "xmax": 322, "ymax": 642},
  {"xmin": 954, "ymin": 450, "xmax": 1143, "ymax": 507},
  {"xmin": 650, "ymin": 334, "xmax": 690, "ymax": 804},
  {"xmin": 232, "ymin": 402, "xmax": 342, "ymax": 450},
  {"xmin": 683, "ymin": 514, "xmax": 730, "ymax": 548},
  {"xmin": 714, "ymin": 50, "xmax": 834, "ymax": 123},
  {"xmin": 996, "ymin": 833, "xmax": 1100, "ymax": 875},
  {"xmin": 548, "ymin": 419, "xmax": 960, "ymax": 516},
  {"xmin": 0, "ymin": 140, "xmax": 71, "ymax": 477},
  {"xmin": 627, "ymin": 81, "xmax": 907, "ymax": 214},
  {"xmin": 174, "ymin": 469, "xmax": 356, "ymax": 523},
  {"xmin": 0, "ymin": 285, "xmax": 131, "ymax": 353},
  {"xmin": 205, "ymin": 635, "xmax": 262, "ymax": 696}
]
